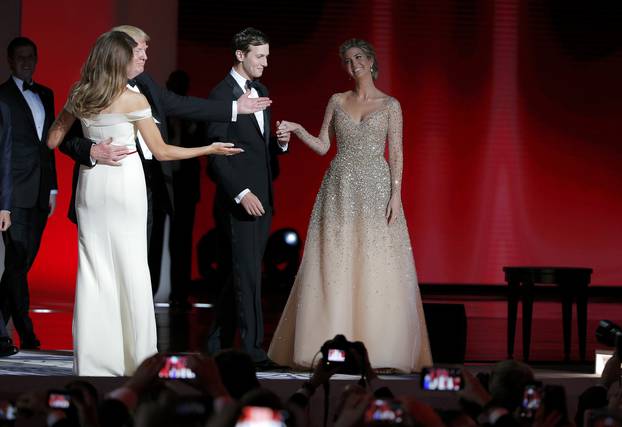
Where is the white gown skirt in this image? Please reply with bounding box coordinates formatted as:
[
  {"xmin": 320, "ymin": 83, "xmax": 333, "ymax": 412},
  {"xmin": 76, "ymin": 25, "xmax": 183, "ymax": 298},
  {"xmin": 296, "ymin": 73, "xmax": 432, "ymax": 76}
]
[{"xmin": 73, "ymin": 152, "xmax": 157, "ymax": 376}]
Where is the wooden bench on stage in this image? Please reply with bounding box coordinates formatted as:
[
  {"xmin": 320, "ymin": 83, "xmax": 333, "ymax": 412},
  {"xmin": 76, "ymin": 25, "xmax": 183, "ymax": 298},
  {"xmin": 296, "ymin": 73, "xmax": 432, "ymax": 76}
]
[{"xmin": 420, "ymin": 271, "xmax": 622, "ymax": 362}]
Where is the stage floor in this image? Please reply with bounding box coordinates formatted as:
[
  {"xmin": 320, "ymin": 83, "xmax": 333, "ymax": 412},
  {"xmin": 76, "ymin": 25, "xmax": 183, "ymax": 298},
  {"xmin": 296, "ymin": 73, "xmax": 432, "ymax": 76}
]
[{"xmin": 9, "ymin": 292, "xmax": 622, "ymax": 363}]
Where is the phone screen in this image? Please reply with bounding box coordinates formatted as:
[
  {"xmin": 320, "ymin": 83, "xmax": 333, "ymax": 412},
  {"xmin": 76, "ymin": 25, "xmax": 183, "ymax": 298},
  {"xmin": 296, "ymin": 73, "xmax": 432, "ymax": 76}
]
[
  {"xmin": 158, "ymin": 355, "xmax": 197, "ymax": 379},
  {"xmin": 48, "ymin": 391, "xmax": 71, "ymax": 409},
  {"xmin": 420, "ymin": 367, "xmax": 463, "ymax": 391},
  {"xmin": 327, "ymin": 348, "xmax": 346, "ymax": 362},
  {"xmin": 235, "ymin": 406, "xmax": 286, "ymax": 427},
  {"xmin": 364, "ymin": 399, "xmax": 405, "ymax": 424},
  {"xmin": 0, "ymin": 400, "xmax": 17, "ymax": 421},
  {"xmin": 520, "ymin": 384, "xmax": 542, "ymax": 419}
]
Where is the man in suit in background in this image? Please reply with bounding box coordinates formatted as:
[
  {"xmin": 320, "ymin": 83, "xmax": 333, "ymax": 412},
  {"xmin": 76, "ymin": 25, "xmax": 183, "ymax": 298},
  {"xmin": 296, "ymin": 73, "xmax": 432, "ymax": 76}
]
[
  {"xmin": 206, "ymin": 28, "xmax": 290, "ymax": 369},
  {"xmin": 0, "ymin": 37, "xmax": 58, "ymax": 350},
  {"xmin": 59, "ymin": 26, "xmax": 272, "ymax": 297},
  {"xmin": 0, "ymin": 100, "xmax": 19, "ymax": 357}
]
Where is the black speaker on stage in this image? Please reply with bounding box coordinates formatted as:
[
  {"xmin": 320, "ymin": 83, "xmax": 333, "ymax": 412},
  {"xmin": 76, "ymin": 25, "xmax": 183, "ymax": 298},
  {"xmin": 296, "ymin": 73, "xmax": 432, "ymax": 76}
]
[{"xmin": 423, "ymin": 303, "xmax": 467, "ymax": 363}]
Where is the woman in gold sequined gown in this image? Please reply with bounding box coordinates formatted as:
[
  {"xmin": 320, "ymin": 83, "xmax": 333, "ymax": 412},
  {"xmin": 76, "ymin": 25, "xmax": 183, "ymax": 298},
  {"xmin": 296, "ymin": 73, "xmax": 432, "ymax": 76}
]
[{"xmin": 268, "ymin": 39, "xmax": 432, "ymax": 372}]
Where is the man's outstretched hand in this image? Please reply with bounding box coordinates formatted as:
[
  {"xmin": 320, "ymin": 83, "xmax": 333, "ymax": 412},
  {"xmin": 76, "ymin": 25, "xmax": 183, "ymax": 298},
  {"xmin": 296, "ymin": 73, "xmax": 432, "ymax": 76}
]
[{"xmin": 237, "ymin": 91, "xmax": 272, "ymax": 114}]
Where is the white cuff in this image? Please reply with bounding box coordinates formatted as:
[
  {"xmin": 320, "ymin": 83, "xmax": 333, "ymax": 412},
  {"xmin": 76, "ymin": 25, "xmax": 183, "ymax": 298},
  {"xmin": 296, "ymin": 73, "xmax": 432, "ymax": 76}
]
[
  {"xmin": 235, "ymin": 188, "xmax": 250, "ymax": 204},
  {"xmin": 231, "ymin": 101, "xmax": 238, "ymax": 122},
  {"xmin": 50, "ymin": 190, "xmax": 58, "ymax": 196}
]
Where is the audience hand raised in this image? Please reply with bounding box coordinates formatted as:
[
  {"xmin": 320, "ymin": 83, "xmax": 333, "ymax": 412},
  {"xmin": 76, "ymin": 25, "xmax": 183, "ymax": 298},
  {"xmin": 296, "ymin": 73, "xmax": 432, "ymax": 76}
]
[
  {"xmin": 459, "ymin": 368, "xmax": 492, "ymax": 408},
  {"xmin": 185, "ymin": 354, "xmax": 230, "ymax": 399},
  {"xmin": 125, "ymin": 352, "xmax": 166, "ymax": 395},
  {"xmin": 334, "ymin": 386, "xmax": 372, "ymax": 427}
]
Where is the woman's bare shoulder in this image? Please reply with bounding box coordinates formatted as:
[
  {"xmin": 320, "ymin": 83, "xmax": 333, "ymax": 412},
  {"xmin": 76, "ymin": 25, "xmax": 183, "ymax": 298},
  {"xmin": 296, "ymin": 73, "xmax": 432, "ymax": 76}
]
[{"xmin": 106, "ymin": 89, "xmax": 149, "ymax": 114}]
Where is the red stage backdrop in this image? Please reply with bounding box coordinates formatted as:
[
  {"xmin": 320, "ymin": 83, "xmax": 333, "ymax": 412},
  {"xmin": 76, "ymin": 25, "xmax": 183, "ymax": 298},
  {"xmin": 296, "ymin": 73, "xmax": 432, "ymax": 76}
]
[{"xmin": 20, "ymin": 0, "xmax": 622, "ymax": 304}]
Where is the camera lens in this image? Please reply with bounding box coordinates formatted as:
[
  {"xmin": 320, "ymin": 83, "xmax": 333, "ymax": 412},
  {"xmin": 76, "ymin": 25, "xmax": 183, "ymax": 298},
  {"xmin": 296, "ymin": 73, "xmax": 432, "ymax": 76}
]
[{"xmin": 596, "ymin": 320, "xmax": 622, "ymax": 347}]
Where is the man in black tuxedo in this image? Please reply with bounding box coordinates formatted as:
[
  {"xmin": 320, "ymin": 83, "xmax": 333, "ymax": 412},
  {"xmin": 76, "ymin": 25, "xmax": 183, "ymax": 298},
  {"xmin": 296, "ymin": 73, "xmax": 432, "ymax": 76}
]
[
  {"xmin": 0, "ymin": 100, "xmax": 19, "ymax": 357},
  {"xmin": 59, "ymin": 26, "xmax": 271, "ymax": 297},
  {"xmin": 0, "ymin": 37, "xmax": 58, "ymax": 350},
  {"xmin": 206, "ymin": 28, "xmax": 290, "ymax": 368}
]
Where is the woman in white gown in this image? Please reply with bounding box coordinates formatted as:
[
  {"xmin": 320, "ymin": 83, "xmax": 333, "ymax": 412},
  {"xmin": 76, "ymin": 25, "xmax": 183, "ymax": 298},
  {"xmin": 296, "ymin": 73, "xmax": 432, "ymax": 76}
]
[
  {"xmin": 268, "ymin": 39, "xmax": 432, "ymax": 372},
  {"xmin": 47, "ymin": 31, "xmax": 241, "ymax": 376}
]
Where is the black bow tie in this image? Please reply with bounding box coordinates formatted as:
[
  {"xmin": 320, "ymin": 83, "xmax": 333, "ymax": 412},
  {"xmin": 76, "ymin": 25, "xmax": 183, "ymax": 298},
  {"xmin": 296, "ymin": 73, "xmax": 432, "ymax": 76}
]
[
  {"xmin": 127, "ymin": 79, "xmax": 138, "ymax": 88},
  {"xmin": 22, "ymin": 81, "xmax": 38, "ymax": 93},
  {"xmin": 245, "ymin": 79, "xmax": 258, "ymax": 91}
]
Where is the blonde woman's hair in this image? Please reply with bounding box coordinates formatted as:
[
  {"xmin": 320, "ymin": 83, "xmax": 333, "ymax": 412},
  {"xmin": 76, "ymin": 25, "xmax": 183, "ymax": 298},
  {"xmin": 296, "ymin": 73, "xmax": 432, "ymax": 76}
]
[
  {"xmin": 339, "ymin": 38, "xmax": 379, "ymax": 80},
  {"xmin": 67, "ymin": 31, "xmax": 136, "ymax": 118},
  {"xmin": 112, "ymin": 25, "xmax": 150, "ymax": 42}
]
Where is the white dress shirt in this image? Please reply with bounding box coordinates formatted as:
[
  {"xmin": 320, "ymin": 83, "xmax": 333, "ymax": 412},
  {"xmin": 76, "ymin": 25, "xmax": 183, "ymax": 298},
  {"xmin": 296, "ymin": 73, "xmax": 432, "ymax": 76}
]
[
  {"xmin": 229, "ymin": 69, "xmax": 287, "ymax": 204},
  {"xmin": 13, "ymin": 76, "xmax": 45, "ymax": 140},
  {"xmin": 127, "ymin": 83, "xmax": 156, "ymax": 159},
  {"xmin": 230, "ymin": 68, "xmax": 264, "ymax": 134}
]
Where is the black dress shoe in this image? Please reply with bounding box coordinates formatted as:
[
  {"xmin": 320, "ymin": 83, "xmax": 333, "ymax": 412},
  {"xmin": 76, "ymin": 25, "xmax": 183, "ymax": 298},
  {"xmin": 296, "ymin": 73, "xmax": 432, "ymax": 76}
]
[
  {"xmin": 0, "ymin": 337, "xmax": 19, "ymax": 357},
  {"xmin": 254, "ymin": 358, "xmax": 289, "ymax": 372},
  {"xmin": 20, "ymin": 338, "xmax": 41, "ymax": 350}
]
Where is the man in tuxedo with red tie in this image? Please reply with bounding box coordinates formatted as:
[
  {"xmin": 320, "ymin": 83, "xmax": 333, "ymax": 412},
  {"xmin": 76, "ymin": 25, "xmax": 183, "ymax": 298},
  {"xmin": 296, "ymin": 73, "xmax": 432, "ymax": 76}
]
[
  {"xmin": 0, "ymin": 37, "xmax": 58, "ymax": 350},
  {"xmin": 206, "ymin": 28, "xmax": 290, "ymax": 369}
]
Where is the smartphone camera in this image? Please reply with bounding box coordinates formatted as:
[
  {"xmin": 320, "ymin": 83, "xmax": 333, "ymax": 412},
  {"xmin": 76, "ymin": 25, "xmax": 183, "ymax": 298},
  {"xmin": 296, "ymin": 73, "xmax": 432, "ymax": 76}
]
[
  {"xmin": 519, "ymin": 384, "xmax": 542, "ymax": 420},
  {"xmin": 420, "ymin": 367, "xmax": 463, "ymax": 391},
  {"xmin": 158, "ymin": 355, "xmax": 197, "ymax": 380},
  {"xmin": 235, "ymin": 406, "xmax": 287, "ymax": 427},
  {"xmin": 364, "ymin": 399, "xmax": 405, "ymax": 425},
  {"xmin": 47, "ymin": 390, "xmax": 72, "ymax": 410},
  {"xmin": 0, "ymin": 400, "xmax": 17, "ymax": 421}
]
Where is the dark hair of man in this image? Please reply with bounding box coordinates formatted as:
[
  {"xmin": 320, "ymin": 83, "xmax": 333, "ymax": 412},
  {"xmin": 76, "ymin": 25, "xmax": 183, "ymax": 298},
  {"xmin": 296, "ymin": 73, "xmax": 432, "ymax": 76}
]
[
  {"xmin": 7, "ymin": 37, "xmax": 37, "ymax": 59},
  {"xmin": 231, "ymin": 27, "xmax": 269, "ymax": 62}
]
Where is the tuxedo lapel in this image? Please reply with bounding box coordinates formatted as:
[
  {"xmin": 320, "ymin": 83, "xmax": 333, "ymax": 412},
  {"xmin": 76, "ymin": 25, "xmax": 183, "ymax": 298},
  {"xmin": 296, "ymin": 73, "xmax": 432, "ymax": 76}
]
[
  {"xmin": 37, "ymin": 84, "xmax": 54, "ymax": 135},
  {"xmin": 226, "ymin": 74, "xmax": 263, "ymax": 138},
  {"xmin": 7, "ymin": 78, "xmax": 39, "ymax": 140},
  {"xmin": 136, "ymin": 79, "xmax": 158, "ymax": 120},
  {"xmin": 254, "ymin": 83, "xmax": 270, "ymax": 143},
  {"xmin": 261, "ymin": 100, "xmax": 270, "ymax": 144}
]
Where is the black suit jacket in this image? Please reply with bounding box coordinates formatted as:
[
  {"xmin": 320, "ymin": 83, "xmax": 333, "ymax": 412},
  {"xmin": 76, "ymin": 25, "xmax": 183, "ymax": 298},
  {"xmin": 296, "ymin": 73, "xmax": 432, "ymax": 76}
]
[
  {"xmin": 0, "ymin": 77, "xmax": 57, "ymax": 209},
  {"xmin": 59, "ymin": 72, "xmax": 233, "ymax": 222},
  {"xmin": 207, "ymin": 74, "xmax": 285, "ymax": 217},
  {"xmin": 0, "ymin": 101, "xmax": 12, "ymax": 211}
]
